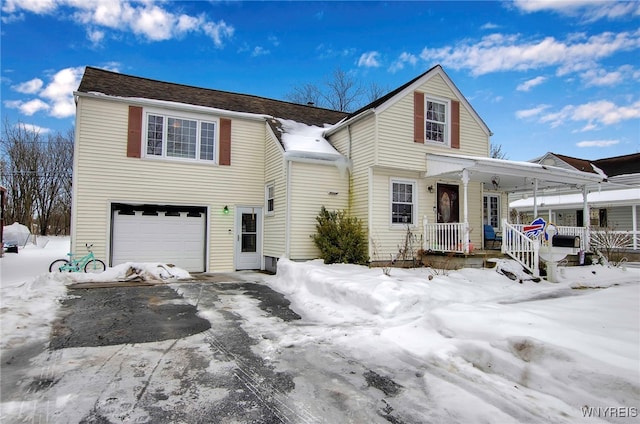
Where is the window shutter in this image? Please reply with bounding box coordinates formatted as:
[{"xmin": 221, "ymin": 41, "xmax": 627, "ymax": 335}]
[
  {"xmin": 127, "ymin": 106, "xmax": 143, "ymax": 158},
  {"xmin": 451, "ymin": 100, "xmax": 460, "ymax": 149},
  {"xmin": 413, "ymin": 92, "xmax": 425, "ymax": 143},
  {"xmin": 219, "ymin": 118, "xmax": 231, "ymax": 166}
]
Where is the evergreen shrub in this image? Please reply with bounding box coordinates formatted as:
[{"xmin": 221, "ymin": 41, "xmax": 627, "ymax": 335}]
[{"xmin": 312, "ymin": 206, "xmax": 368, "ymax": 265}]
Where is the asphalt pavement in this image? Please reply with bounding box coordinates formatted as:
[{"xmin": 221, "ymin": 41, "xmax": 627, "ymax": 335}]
[{"xmin": 1, "ymin": 275, "xmax": 410, "ymax": 424}]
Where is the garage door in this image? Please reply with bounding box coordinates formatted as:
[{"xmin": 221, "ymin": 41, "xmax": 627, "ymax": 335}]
[{"xmin": 111, "ymin": 204, "xmax": 206, "ymax": 272}]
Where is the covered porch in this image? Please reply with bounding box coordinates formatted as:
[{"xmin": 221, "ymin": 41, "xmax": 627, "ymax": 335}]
[{"xmin": 421, "ymin": 153, "xmax": 605, "ymax": 275}]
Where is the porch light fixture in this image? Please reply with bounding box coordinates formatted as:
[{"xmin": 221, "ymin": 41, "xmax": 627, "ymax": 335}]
[
  {"xmin": 491, "ymin": 176, "xmax": 500, "ymax": 190},
  {"xmin": 223, "ymin": 205, "xmax": 229, "ymax": 215},
  {"xmin": 427, "ymin": 185, "xmax": 434, "ymax": 193}
]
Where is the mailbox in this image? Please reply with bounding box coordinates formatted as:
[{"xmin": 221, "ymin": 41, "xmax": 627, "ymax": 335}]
[{"xmin": 552, "ymin": 235, "xmax": 580, "ymax": 248}]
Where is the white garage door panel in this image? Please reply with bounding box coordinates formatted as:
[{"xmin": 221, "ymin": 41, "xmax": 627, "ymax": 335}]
[{"xmin": 112, "ymin": 210, "xmax": 205, "ymax": 272}]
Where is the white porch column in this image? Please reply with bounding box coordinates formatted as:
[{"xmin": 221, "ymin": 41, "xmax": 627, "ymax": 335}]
[
  {"xmin": 533, "ymin": 178, "xmax": 538, "ymax": 217},
  {"xmin": 462, "ymin": 169, "xmax": 470, "ymax": 254},
  {"xmin": 582, "ymin": 185, "xmax": 590, "ymax": 250},
  {"xmin": 633, "ymin": 204, "xmax": 638, "ymax": 250}
]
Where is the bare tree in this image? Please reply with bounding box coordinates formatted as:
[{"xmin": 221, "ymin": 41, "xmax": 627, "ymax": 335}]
[
  {"xmin": 364, "ymin": 81, "xmax": 388, "ymax": 104},
  {"xmin": 1, "ymin": 120, "xmax": 74, "ymax": 235},
  {"xmin": 33, "ymin": 129, "xmax": 74, "ymax": 235},
  {"xmin": 321, "ymin": 67, "xmax": 364, "ymax": 112},
  {"xmin": 285, "ymin": 82, "xmax": 324, "ymax": 108},
  {"xmin": 285, "ymin": 66, "xmax": 382, "ymax": 113},
  {"xmin": 490, "ymin": 142, "xmax": 507, "ymax": 159}
]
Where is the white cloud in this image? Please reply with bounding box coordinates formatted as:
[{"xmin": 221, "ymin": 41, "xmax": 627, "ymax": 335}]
[
  {"xmin": 5, "ymin": 98, "xmax": 50, "ymax": 115},
  {"xmin": 12, "ymin": 78, "xmax": 44, "ymax": 94},
  {"xmin": 580, "ymin": 65, "xmax": 638, "ymax": 87},
  {"xmin": 511, "ymin": 0, "xmax": 640, "ymax": 22},
  {"xmin": 388, "ymin": 52, "xmax": 417, "ymax": 73},
  {"xmin": 538, "ymin": 99, "xmax": 640, "ymax": 129},
  {"xmin": 515, "ymin": 104, "xmax": 550, "ymax": 119},
  {"xmin": 2, "ymin": 0, "xmax": 56, "ymax": 14},
  {"xmin": 20, "ymin": 123, "xmax": 51, "ymax": 134},
  {"xmin": 419, "ymin": 29, "xmax": 640, "ymax": 77},
  {"xmin": 481, "ymin": 22, "xmax": 499, "ymax": 30},
  {"xmin": 4, "ymin": 0, "xmax": 235, "ymax": 47},
  {"xmin": 576, "ymin": 140, "xmax": 620, "ymax": 147},
  {"xmin": 516, "ymin": 76, "xmax": 547, "ymax": 91},
  {"xmin": 40, "ymin": 67, "xmax": 85, "ymax": 118},
  {"xmin": 251, "ymin": 46, "xmax": 270, "ymax": 57},
  {"xmin": 357, "ymin": 51, "xmax": 381, "ymax": 68}
]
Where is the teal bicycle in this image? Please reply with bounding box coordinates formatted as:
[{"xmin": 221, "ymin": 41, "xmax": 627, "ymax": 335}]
[{"xmin": 49, "ymin": 243, "xmax": 106, "ymax": 273}]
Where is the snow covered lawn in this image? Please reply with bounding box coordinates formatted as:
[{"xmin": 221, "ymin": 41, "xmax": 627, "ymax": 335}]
[
  {"xmin": 264, "ymin": 258, "xmax": 639, "ymax": 422},
  {"xmin": 1, "ymin": 239, "xmax": 639, "ymax": 422}
]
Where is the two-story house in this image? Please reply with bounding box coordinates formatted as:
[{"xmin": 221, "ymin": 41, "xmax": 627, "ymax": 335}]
[{"xmin": 73, "ymin": 65, "xmax": 603, "ymax": 272}]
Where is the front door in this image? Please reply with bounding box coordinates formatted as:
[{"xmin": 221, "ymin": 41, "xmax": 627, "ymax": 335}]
[
  {"xmin": 235, "ymin": 207, "xmax": 262, "ymax": 270},
  {"xmin": 437, "ymin": 184, "xmax": 459, "ymax": 223}
]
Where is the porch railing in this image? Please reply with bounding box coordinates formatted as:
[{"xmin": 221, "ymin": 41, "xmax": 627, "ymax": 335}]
[
  {"xmin": 502, "ymin": 220, "xmax": 540, "ymax": 277},
  {"xmin": 511, "ymin": 224, "xmax": 589, "ymax": 251},
  {"xmin": 591, "ymin": 230, "xmax": 639, "ymax": 251},
  {"xmin": 423, "ymin": 220, "xmax": 468, "ymax": 254}
]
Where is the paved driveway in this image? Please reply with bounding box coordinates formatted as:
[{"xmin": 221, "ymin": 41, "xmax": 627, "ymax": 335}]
[{"xmin": 1, "ymin": 275, "xmax": 413, "ymax": 424}]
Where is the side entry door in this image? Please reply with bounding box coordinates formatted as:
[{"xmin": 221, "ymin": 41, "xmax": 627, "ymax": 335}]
[{"xmin": 235, "ymin": 207, "xmax": 262, "ymax": 270}]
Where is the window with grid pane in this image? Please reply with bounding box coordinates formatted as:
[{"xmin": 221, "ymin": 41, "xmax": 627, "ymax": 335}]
[
  {"xmin": 425, "ymin": 100, "xmax": 446, "ymax": 143},
  {"xmin": 167, "ymin": 118, "xmax": 197, "ymax": 158},
  {"xmin": 146, "ymin": 113, "xmax": 216, "ymax": 162},
  {"xmin": 391, "ymin": 181, "xmax": 415, "ymax": 225},
  {"xmin": 483, "ymin": 195, "xmax": 500, "ymax": 228},
  {"xmin": 265, "ymin": 183, "xmax": 274, "ymax": 214},
  {"xmin": 200, "ymin": 122, "xmax": 216, "ymax": 161},
  {"xmin": 147, "ymin": 115, "xmax": 164, "ymax": 156}
]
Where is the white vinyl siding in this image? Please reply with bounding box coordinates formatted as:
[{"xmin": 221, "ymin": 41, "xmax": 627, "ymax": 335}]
[
  {"xmin": 289, "ymin": 161, "xmax": 348, "ymax": 260},
  {"xmin": 369, "ymin": 168, "xmax": 483, "ymax": 260},
  {"xmin": 72, "ymin": 96, "xmax": 265, "ymax": 271},
  {"xmin": 263, "ymin": 130, "xmax": 286, "ymax": 258},
  {"xmin": 376, "ymin": 73, "xmax": 489, "ymax": 170}
]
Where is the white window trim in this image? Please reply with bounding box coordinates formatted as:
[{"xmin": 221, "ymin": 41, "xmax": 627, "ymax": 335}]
[
  {"xmin": 265, "ymin": 183, "xmax": 275, "ymax": 216},
  {"xmin": 143, "ymin": 108, "xmax": 219, "ymax": 164},
  {"xmin": 424, "ymin": 95, "xmax": 451, "ymax": 146},
  {"xmin": 390, "ymin": 178, "xmax": 418, "ymax": 228}
]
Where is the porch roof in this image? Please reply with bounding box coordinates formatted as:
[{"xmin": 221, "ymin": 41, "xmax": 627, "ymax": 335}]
[{"xmin": 424, "ymin": 153, "xmax": 605, "ymax": 193}]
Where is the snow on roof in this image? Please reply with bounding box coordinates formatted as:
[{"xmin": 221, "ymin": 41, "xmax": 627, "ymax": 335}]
[
  {"xmin": 510, "ymin": 188, "xmax": 640, "ymax": 209},
  {"xmin": 278, "ymin": 118, "xmax": 343, "ymax": 160}
]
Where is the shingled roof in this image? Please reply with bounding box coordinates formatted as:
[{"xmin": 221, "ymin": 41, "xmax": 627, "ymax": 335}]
[
  {"xmin": 552, "ymin": 152, "xmax": 640, "ymax": 177},
  {"xmin": 77, "ymin": 67, "xmax": 348, "ymax": 128}
]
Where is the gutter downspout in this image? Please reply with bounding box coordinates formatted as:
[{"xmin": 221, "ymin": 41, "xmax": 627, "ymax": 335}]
[{"xmin": 285, "ymin": 159, "xmax": 292, "ymax": 258}]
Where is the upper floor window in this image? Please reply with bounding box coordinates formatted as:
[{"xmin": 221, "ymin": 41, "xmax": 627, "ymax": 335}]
[
  {"xmin": 425, "ymin": 98, "xmax": 450, "ymax": 144},
  {"xmin": 391, "ymin": 179, "xmax": 416, "ymax": 226},
  {"xmin": 146, "ymin": 113, "xmax": 216, "ymax": 162}
]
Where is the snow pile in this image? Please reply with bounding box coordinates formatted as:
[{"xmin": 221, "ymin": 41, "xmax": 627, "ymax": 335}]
[
  {"xmin": 278, "ymin": 119, "xmax": 342, "ymax": 158},
  {"xmin": 52, "ymin": 262, "xmax": 191, "ymax": 285},
  {"xmin": 268, "ymin": 258, "xmax": 640, "ymax": 420},
  {"xmin": 3, "ymin": 222, "xmax": 31, "ymax": 246}
]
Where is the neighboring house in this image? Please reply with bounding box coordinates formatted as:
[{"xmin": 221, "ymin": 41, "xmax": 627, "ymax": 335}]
[
  {"xmin": 511, "ymin": 152, "xmax": 640, "ymax": 251},
  {"xmin": 73, "ymin": 65, "xmax": 603, "ymax": 272}
]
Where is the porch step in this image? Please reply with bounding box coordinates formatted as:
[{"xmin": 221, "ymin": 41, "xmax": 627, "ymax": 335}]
[{"xmin": 420, "ymin": 250, "xmax": 507, "ymax": 269}]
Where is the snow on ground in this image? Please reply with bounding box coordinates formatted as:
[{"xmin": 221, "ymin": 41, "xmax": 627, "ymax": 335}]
[
  {"xmin": 1, "ymin": 239, "xmax": 639, "ymax": 422},
  {"xmin": 263, "ymin": 258, "xmax": 640, "ymax": 422}
]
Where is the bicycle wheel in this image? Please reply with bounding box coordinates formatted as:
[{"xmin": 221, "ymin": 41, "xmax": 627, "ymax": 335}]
[
  {"xmin": 49, "ymin": 259, "xmax": 71, "ymax": 272},
  {"xmin": 84, "ymin": 259, "xmax": 106, "ymax": 273}
]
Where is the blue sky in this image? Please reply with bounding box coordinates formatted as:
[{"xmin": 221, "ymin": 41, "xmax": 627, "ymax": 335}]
[{"xmin": 1, "ymin": 0, "xmax": 639, "ymax": 161}]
